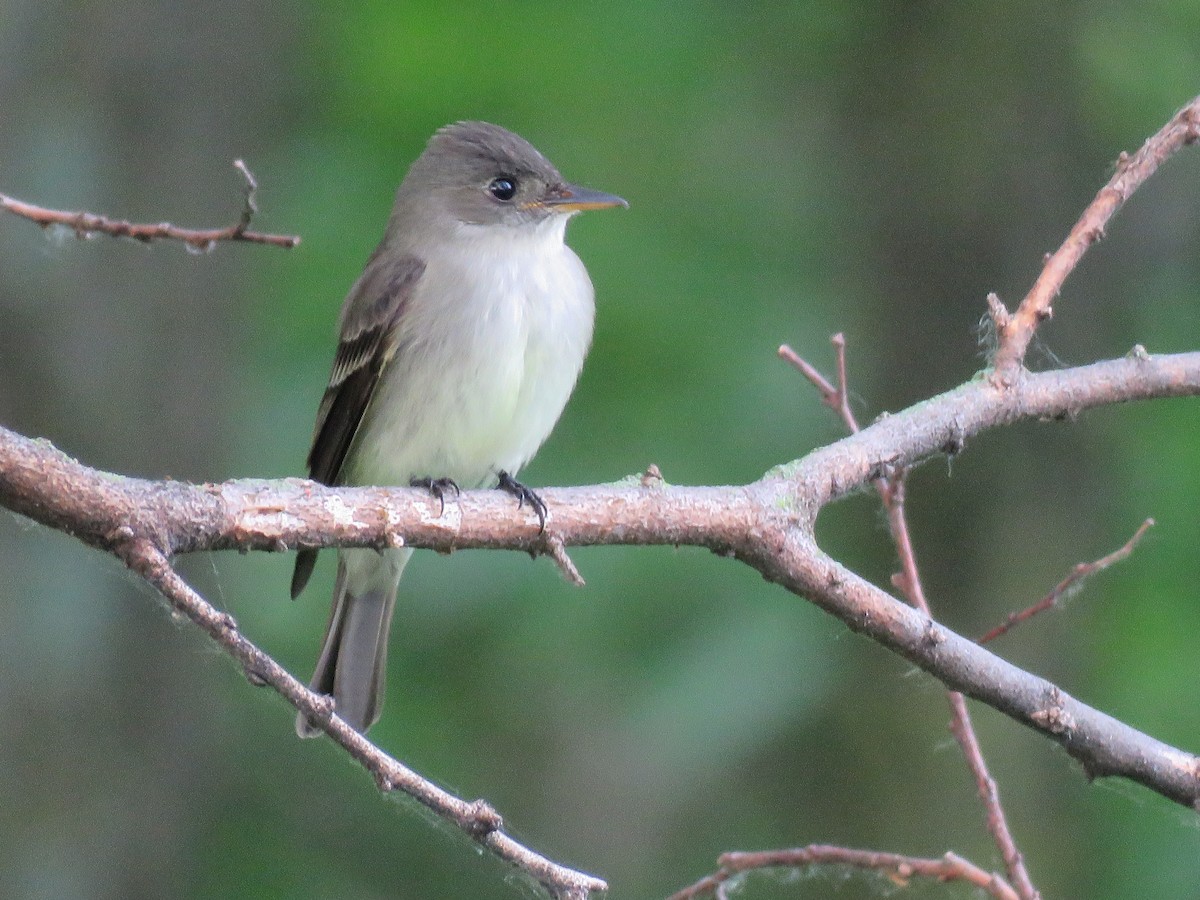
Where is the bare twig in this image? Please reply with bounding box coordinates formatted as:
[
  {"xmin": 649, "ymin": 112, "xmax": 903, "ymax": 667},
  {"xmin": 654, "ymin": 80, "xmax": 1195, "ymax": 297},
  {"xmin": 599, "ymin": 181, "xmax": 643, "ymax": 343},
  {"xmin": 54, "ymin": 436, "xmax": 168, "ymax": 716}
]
[
  {"xmin": 0, "ymin": 159, "xmax": 300, "ymax": 250},
  {"xmin": 789, "ymin": 336, "xmax": 1039, "ymax": 898},
  {"xmin": 667, "ymin": 845, "xmax": 1019, "ymax": 900},
  {"xmin": 948, "ymin": 693, "xmax": 1040, "ymax": 899},
  {"xmin": 987, "ymin": 291, "xmax": 1012, "ymax": 337},
  {"xmin": 113, "ymin": 535, "xmax": 605, "ymax": 899},
  {"xmin": 830, "ymin": 333, "xmax": 857, "ymax": 429},
  {"xmin": 779, "ymin": 335, "xmax": 858, "ymax": 431},
  {"xmin": 980, "ymin": 518, "xmax": 1155, "ymax": 644},
  {"xmin": 991, "ymin": 94, "xmax": 1200, "ymax": 378},
  {"xmin": 780, "ymin": 342, "xmax": 838, "ymax": 398},
  {"xmin": 543, "ymin": 532, "xmax": 586, "ymax": 586},
  {"xmin": 885, "ymin": 485, "xmax": 1037, "ymax": 898}
]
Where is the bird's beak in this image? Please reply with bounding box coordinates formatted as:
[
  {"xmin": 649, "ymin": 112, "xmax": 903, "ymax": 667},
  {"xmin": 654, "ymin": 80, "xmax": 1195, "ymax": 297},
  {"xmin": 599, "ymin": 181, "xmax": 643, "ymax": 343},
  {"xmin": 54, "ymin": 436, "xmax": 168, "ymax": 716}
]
[{"xmin": 540, "ymin": 183, "xmax": 628, "ymax": 212}]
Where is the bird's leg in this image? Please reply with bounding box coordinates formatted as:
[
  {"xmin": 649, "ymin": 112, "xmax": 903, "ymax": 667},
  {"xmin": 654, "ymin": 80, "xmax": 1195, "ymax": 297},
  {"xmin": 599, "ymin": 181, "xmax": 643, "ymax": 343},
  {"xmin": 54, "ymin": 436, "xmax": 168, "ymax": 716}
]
[
  {"xmin": 496, "ymin": 471, "xmax": 547, "ymax": 532},
  {"xmin": 410, "ymin": 476, "xmax": 460, "ymax": 514}
]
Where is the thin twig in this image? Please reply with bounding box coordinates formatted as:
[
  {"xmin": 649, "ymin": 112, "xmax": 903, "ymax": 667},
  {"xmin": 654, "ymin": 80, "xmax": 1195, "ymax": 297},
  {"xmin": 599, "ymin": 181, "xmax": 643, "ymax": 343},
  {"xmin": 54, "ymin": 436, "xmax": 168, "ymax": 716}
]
[
  {"xmin": 980, "ymin": 518, "xmax": 1155, "ymax": 644},
  {"xmin": 114, "ymin": 536, "xmax": 605, "ymax": 899},
  {"xmin": 543, "ymin": 532, "xmax": 586, "ymax": 586},
  {"xmin": 667, "ymin": 845, "xmax": 1019, "ymax": 900},
  {"xmin": 991, "ymin": 94, "xmax": 1200, "ymax": 378},
  {"xmin": 885, "ymin": 478, "xmax": 1039, "ymax": 900},
  {"xmin": 0, "ymin": 159, "xmax": 300, "ymax": 250},
  {"xmin": 788, "ymin": 336, "xmax": 1040, "ymax": 899},
  {"xmin": 947, "ymin": 693, "xmax": 1039, "ymax": 900},
  {"xmin": 830, "ymin": 333, "xmax": 857, "ymax": 430},
  {"xmin": 779, "ymin": 338, "xmax": 858, "ymax": 430}
]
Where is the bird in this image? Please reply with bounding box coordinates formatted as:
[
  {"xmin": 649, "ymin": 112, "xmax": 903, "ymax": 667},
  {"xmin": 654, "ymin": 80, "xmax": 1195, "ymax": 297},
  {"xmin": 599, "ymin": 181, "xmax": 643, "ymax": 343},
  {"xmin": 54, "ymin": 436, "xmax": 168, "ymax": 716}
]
[{"xmin": 291, "ymin": 121, "xmax": 626, "ymax": 736}]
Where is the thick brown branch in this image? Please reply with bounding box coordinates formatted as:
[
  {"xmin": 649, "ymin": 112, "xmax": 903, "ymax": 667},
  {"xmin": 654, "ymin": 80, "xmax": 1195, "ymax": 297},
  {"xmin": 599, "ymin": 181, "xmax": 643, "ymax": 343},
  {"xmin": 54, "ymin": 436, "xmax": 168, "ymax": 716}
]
[
  {"xmin": 790, "ymin": 350, "xmax": 1200, "ymax": 513},
  {"xmin": 0, "ymin": 159, "xmax": 300, "ymax": 250},
  {"xmin": 4, "ymin": 352, "xmax": 1193, "ymax": 561},
  {"xmin": 768, "ymin": 534, "xmax": 1200, "ymax": 807},
  {"xmin": 991, "ymin": 94, "xmax": 1200, "ymax": 376},
  {"xmin": 2, "ymin": 351, "xmax": 1200, "ymax": 812}
]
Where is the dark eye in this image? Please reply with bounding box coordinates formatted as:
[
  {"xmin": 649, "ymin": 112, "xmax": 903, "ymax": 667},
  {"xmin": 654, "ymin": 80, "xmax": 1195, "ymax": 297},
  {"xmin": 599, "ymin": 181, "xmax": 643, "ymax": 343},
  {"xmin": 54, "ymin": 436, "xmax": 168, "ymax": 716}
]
[{"xmin": 487, "ymin": 177, "xmax": 517, "ymax": 201}]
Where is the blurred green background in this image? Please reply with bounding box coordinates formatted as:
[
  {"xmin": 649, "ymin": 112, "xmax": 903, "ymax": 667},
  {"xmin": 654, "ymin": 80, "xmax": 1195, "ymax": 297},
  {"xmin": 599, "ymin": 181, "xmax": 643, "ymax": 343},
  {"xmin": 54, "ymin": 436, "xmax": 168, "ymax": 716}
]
[{"xmin": 2, "ymin": 2, "xmax": 1199, "ymax": 898}]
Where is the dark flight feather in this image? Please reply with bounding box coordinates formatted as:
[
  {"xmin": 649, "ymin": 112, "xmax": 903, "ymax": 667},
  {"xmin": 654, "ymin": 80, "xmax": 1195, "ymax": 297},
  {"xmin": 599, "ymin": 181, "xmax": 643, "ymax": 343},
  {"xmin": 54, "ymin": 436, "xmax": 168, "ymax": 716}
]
[{"xmin": 290, "ymin": 254, "xmax": 426, "ymax": 599}]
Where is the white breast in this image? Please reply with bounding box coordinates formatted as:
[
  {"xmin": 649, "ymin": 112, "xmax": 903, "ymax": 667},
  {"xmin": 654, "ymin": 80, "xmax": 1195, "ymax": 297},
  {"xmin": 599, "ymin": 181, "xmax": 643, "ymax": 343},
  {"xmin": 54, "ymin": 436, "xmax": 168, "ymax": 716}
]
[{"xmin": 346, "ymin": 215, "xmax": 595, "ymax": 489}]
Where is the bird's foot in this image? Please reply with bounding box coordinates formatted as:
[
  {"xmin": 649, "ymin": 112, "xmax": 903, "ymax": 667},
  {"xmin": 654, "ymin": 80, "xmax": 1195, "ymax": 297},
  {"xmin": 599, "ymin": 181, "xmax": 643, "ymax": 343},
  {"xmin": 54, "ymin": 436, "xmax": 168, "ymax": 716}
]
[
  {"xmin": 411, "ymin": 476, "xmax": 461, "ymax": 514},
  {"xmin": 496, "ymin": 471, "xmax": 547, "ymax": 532}
]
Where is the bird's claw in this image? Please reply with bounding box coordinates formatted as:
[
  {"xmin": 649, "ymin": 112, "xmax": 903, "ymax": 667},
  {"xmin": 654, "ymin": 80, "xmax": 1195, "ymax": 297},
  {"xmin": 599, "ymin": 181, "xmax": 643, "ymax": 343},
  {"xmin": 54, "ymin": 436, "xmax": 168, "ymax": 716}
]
[
  {"xmin": 496, "ymin": 471, "xmax": 547, "ymax": 532},
  {"xmin": 411, "ymin": 476, "xmax": 461, "ymax": 514}
]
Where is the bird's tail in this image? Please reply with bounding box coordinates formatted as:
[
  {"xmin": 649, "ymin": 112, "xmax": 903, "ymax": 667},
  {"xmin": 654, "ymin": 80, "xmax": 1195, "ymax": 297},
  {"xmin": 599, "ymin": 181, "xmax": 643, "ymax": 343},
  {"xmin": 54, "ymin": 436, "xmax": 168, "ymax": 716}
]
[{"xmin": 296, "ymin": 547, "xmax": 413, "ymax": 737}]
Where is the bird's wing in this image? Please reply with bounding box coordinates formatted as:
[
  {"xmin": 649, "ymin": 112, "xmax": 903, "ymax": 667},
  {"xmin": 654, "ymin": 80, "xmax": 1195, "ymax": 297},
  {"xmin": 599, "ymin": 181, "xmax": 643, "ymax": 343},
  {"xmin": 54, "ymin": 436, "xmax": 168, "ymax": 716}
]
[{"xmin": 291, "ymin": 252, "xmax": 426, "ymax": 598}]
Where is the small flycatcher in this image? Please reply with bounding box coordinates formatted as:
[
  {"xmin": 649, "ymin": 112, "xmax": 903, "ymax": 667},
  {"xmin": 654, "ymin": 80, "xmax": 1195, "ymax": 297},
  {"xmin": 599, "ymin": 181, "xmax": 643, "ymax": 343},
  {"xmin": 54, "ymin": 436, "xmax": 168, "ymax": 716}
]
[{"xmin": 292, "ymin": 122, "xmax": 626, "ymax": 736}]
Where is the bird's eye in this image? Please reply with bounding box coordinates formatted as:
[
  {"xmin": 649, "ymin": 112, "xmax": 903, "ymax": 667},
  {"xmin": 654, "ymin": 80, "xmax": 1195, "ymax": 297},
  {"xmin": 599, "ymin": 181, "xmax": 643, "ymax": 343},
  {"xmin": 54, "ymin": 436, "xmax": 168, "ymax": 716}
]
[{"xmin": 487, "ymin": 177, "xmax": 517, "ymax": 201}]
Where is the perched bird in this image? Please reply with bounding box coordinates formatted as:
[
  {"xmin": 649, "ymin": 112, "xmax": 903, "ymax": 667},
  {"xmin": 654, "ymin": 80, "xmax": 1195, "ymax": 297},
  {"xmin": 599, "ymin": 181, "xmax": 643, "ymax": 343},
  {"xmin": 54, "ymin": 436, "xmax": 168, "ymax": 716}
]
[{"xmin": 292, "ymin": 121, "xmax": 626, "ymax": 736}]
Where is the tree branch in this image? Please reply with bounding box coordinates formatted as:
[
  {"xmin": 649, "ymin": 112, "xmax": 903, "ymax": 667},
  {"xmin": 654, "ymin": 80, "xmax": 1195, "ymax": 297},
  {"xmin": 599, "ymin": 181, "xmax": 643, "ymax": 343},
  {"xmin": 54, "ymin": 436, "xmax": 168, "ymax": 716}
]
[
  {"xmin": 667, "ymin": 845, "xmax": 1019, "ymax": 900},
  {"xmin": 112, "ymin": 534, "xmax": 606, "ymax": 899},
  {"xmin": 784, "ymin": 336, "xmax": 1039, "ymax": 897},
  {"xmin": 0, "ymin": 159, "xmax": 300, "ymax": 250},
  {"xmin": 979, "ymin": 517, "xmax": 1155, "ymax": 644},
  {"xmin": 3, "ymin": 350, "xmax": 1200, "ymax": 819},
  {"xmin": 990, "ymin": 95, "xmax": 1200, "ymax": 377}
]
